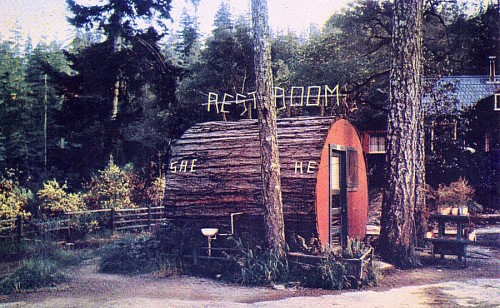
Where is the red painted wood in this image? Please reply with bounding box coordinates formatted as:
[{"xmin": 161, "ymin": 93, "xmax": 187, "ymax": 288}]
[{"xmin": 316, "ymin": 119, "xmax": 369, "ymax": 246}]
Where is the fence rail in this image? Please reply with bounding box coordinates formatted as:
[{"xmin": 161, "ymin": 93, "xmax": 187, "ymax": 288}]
[
  {"xmin": 0, "ymin": 205, "xmax": 166, "ymax": 241},
  {"xmin": 0, "ymin": 218, "xmax": 17, "ymax": 232}
]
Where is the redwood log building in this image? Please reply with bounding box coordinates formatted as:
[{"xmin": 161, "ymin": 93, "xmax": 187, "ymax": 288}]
[{"xmin": 165, "ymin": 117, "xmax": 368, "ymax": 248}]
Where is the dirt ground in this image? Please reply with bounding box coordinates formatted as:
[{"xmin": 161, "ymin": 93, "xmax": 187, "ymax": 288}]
[{"xmin": 0, "ymin": 228, "xmax": 499, "ymax": 307}]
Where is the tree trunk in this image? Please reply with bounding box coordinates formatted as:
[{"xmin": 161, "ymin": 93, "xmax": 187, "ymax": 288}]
[
  {"xmin": 251, "ymin": 0, "xmax": 286, "ymax": 256},
  {"xmin": 415, "ymin": 116, "xmax": 427, "ymax": 247},
  {"xmin": 380, "ymin": 0, "xmax": 424, "ymax": 268}
]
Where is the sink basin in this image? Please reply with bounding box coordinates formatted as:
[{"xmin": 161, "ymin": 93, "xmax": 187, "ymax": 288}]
[{"xmin": 201, "ymin": 228, "xmax": 219, "ymax": 237}]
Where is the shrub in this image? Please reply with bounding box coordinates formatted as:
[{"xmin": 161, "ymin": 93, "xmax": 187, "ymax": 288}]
[
  {"xmin": 67, "ymin": 212, "xmax": 102, "ymax": 239},
  {"xmin": 148, "ymin": 174, "xmax": 166, "ymax": 207},
  {"xmin": 0, "ymin": 239, "xmax": 85, "ymax": 293},
  {"xmin": 98, "ymin": 232, "xmax": 377, "ymax": 291},
  {"xmin": 317, "ymin": 251, "xmax": 348, "ymax": 289},
  {"xmin": 343, "ymin": 238, "xmax": 370, "ymax": 259},
  {"xmin": 84, "ymin": 161, "xmax": 135, "ymax": 210},
  {"xmin": 127, "ymin": 166, "xmax": 166, "ymax": 208},
  {"xmin": 0, "ymin": 176, "xmax": 31, "ymax": 219},
  {"xmin": 0, "ymin": 256, "xmax": 66, "ymax": 294},
  {"xmin": 287, "ymin": 247, "xmax": 348, "ymax": 290},
  {"xmin": 44, "ymin": 246, "xmax": 82, "ymax": 267},
  {"xmin": 37, "ymin": 179, "xmax": 85, "ymax": 215},
  {"xmin": 99, "ymin": 234, "xmax": 180, "ymax": 275},
  {"xmin": 0, "ymin": 240, "xmax": 30, "ymax": 261},
  {"xmin": 235, "ymin": 246, "xmax": 289, "ymax": 286}
]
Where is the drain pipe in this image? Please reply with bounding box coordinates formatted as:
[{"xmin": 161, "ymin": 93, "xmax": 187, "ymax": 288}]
[{"xmin": 219, "ymin": 212, "xmax": 244, "ymax": 236}]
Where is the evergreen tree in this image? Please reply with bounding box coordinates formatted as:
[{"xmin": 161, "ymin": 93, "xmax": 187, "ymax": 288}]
[
  {"xmin": 51, "ymin": 0, "xmax": 179, "ymax": 183},
  {"xmin": 0, "ymin": 32, "xmax": 39, "ymax": 181},
  {"xmin": 25, "ymin": 41, "xmax": 70, "ymax": 182},
  {"xmin": 173, "ymin": 7, "xmax": 201, "ymax": 67},
  {"xmin": 213, "ymin": 2, "xmax": 234, "ymax": 34},
  {"xmin": 176, "ymin": 4, "xmax": 255, "ymax": 122},
  {"xmin": 380, "ymin": 0, "xmax": 425, "ymax": 268},
  {"xmin": 0, "ymin": 22, "xmax": 69, "ymax": 185}
]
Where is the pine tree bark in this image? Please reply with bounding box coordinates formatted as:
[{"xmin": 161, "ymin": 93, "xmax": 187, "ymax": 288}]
[
  {"xmin": 380, "ymin": 0, "xmax": 425, "ymax": 268},
  {"xmin": 251, "ymin": 0, "xmax": 286, "ymax": 256}
]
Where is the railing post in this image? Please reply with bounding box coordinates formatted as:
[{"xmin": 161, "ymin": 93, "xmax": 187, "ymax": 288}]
[
  {"xmin": 111, "ymin": 208, "xmax": 116, "ymax": 234},
  {"xmin": 16, "ymin": 215, "xmax": 23, "ymax": 242},
  {"xmin": 193, "ymin": 247, "xmax": 198, "ymax": 266},
  {"xmin": 67, "ymin": 214, "xmax": 71, "ymax": 242},
  {"xmin": 147, "ymin": 204, "xmax": 152, "ymax": 232}
]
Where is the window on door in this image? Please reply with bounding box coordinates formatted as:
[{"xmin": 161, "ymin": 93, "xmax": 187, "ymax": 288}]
[
  {"xmin": 330, "ymin": 154, "xmax": 341, "ymax": 192},
  {"xmin": 347, "ymin": 149, "xmax": 358, "ymax": 191}
]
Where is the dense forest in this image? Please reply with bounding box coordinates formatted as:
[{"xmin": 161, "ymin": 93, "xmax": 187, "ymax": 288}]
[{"xmin": 0, "ymin": 0, "xmax": 498, "ymax": 218}]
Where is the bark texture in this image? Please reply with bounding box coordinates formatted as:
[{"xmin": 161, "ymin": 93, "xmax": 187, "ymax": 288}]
[
  {"xmin": 251, "ymin": 0, "xmax": 286, "ymax": 254},
  {"xmin": 380, "ymin": 0, "xmax": 425, "ymax": 268},
  {"xmin": 164, "ymin": 117, "xmax": 335, "ymax": 241}
]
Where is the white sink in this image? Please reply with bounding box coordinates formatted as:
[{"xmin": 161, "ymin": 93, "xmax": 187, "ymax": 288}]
[{"xmin": 201, "ymin": 228, "xmax": 219, "ymax": 237}]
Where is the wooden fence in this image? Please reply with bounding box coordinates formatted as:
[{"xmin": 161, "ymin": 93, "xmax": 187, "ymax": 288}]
[
  {"xmin": 0, "ymin": 205, "xmax": 167, "ymax": 241},
  {"xmin": 0, "ymin": 217, "xmax": 18, "ymax": 239}
]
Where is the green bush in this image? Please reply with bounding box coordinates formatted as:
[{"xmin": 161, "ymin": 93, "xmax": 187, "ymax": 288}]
[
  {"xmin": 44, "ymin": 247, "xmax": 82, "ymax": 267},
  {"xmin": 226, "ymin": 238, "xmax": 375, "ymax": 290},
  {"xmin": 288, "ymin": 249, "xmax": 347, "ymax": 290},
  {"xmin": 343, "ymin": 238, "xmax": 370, "ymax": 259},
  {"xmin": 0, "ymin": 240, "xmax": 83, "ymax": 294},
  {"xmin": 68, "ymin": 212, "xmax": 108, "ymax": 240},
  {"xmin": 236, "ymin": 246, "xmax": 288, "ymax": 286},
  {"xmin": 99, "ymin": 234, "xmax": 180, "ymax": 275},
  {"xmin": 0, "ymin": 257, "xmax": 66, "ymax": 294},
  {"xmin": 0, "ymin": 240, "xmax": 30, "ymax": 261},
  {"xmin": 317, "ymin": 252, "xmax": 348, "ymax": 289}
]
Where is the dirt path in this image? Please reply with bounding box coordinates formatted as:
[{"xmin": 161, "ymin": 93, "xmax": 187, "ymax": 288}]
[
  {"xmin": 253, "ymin": 279, "xmax": 500, "ymax": 307},
  {"xmin": 1, "ymin": 264, "xmax": 498, "ymax": 308},
  {"xmin": 1, "ymin": 262, "xmax": 289, "ymax": 307},
  {"xmin": 1, "ymin": 231, "xmax": 499, "ymax": 307}
]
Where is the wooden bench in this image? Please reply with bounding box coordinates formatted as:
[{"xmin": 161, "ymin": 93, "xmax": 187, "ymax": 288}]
[{"xmin": 426, "ymin": 214, "xmax": 472, "ymax": 267}]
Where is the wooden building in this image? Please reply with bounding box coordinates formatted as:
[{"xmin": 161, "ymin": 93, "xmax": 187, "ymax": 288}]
[{"xmin": 165, "ymin": 117, "xmax": 368, "ymax": 248}]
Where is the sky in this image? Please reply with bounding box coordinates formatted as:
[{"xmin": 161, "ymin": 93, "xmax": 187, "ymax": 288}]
[{"xmin": 0, "ymin": 0, "xmax": 353, "ymax": 46}]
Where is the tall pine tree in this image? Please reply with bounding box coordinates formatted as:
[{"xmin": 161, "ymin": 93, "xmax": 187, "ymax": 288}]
[
  {"xmin": 380, "ymin": 0, "xmax": 425, "ymax": 268},
  {"xmin": 51, "ymin": 0, "xmax": 179, "ymax": 182}
]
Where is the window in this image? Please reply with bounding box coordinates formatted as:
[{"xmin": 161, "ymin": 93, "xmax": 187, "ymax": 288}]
[
  {"xmin": 330, "ymin": 154, "xmax": 340, "ymax": 191},
  {"xmin": 430, "ymin": 120, "xmax": 457, "ymax": 151},
  {"xmin": 495, "ymin": 94, "xmax": 500, "ymax": 111},
  {"xmin": 330, "ymin": 145, "xmax": 359, "ymax": 192},
  {"xmin": 347, "ymin": 149, "xmax": 359, "ymax": 190},
  {"xmin": 369, "ymin": 134, "xmax": 386, "ymax": 153}
]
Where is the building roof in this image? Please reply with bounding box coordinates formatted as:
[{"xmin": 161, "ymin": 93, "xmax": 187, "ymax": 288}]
[{"xmin": 424, "ymin": 75, "xmax": 500, "ymax": 113}]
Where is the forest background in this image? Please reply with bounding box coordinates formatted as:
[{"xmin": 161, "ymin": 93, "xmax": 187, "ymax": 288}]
[{"xmin": 0, "ymin": 0, "xmax": 498, "ymax": 218}]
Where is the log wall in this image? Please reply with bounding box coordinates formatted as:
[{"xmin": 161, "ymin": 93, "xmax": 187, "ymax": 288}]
[{"xmin": 165, "ymin": 116, "xmax": 336, "ymax": 238}]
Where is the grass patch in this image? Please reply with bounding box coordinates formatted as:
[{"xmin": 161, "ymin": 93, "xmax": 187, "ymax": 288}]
[
  {"xmin": 288, "ymin": 251, "xmax": 348, "ymax": 290},
  {"xmin": 99, "ymin": 233, "xmax": 181, "ymax": 276},
  {"xmin": 0, "ymin": 256, "xmax": 66, "ymax": 294},
  {"xmin": 0, "ymin": 241, "xmax": 84, "ymax": 294}
]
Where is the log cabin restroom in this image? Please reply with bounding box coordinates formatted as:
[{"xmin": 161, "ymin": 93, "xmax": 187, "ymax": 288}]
[{"xmin": 165, "ymin": 117, "xmax": 368, "ymax": 249}]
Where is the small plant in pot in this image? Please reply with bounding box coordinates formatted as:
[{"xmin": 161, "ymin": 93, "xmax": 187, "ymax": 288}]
[
  {"xmin": 425, "ymin": 226, "xmax": 435, "ymax": 239},
  {"xmin": 435, "ymin": 178, "xmax": 482, "ymax": 216}
]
